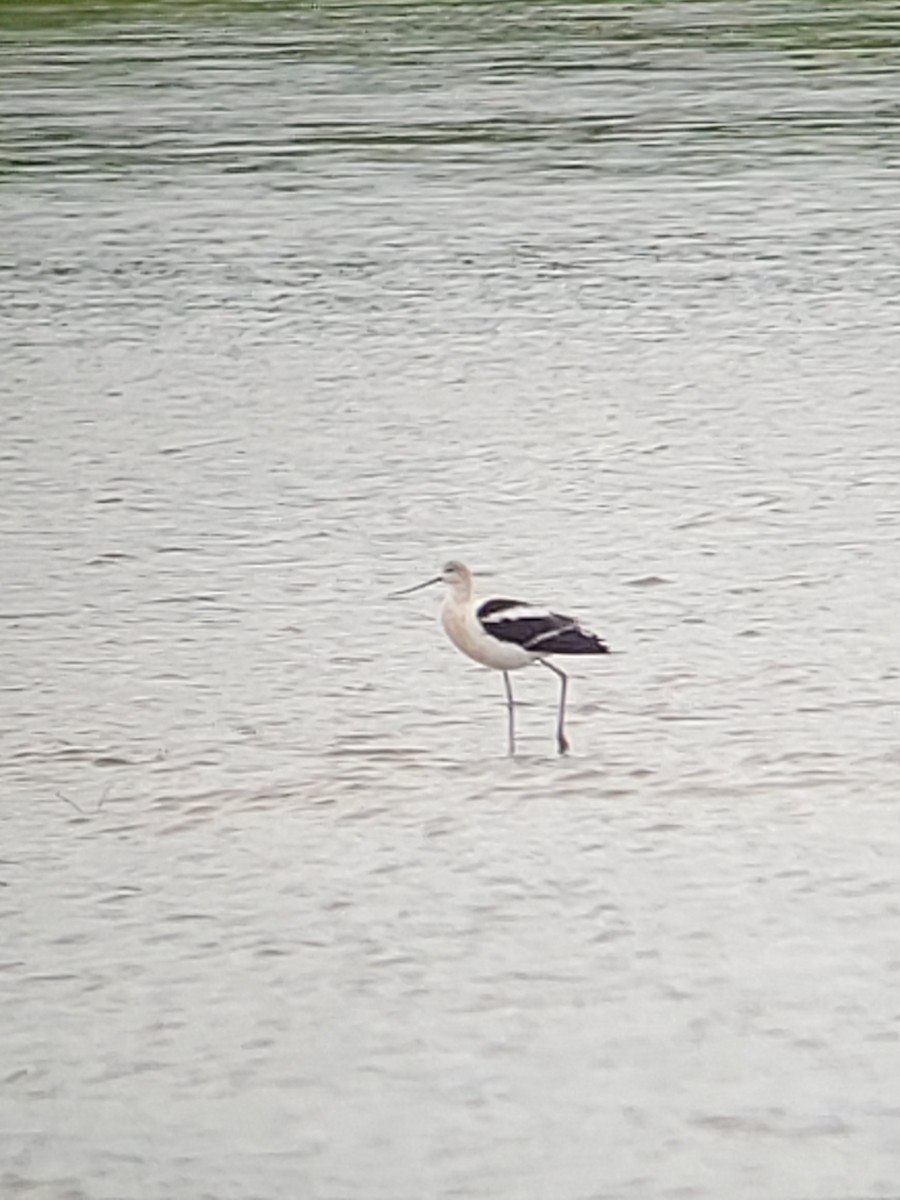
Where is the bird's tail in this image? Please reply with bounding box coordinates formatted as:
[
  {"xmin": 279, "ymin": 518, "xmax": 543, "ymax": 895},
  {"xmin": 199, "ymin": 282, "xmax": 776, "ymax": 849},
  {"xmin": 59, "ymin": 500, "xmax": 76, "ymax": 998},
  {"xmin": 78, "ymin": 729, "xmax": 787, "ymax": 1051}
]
[{"xmin": 529, "ymin": 626, "xmax": 610, "ymax": 655}]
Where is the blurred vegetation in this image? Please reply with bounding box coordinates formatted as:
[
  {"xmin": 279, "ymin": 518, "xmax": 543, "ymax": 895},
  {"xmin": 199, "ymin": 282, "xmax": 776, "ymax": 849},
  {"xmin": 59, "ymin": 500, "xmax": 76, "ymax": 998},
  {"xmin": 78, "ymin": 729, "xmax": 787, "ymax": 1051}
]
[
  {"xmin": 1, "ymin": 0, "xmax": 895, "ymax": 184},
  {"xmin": 1, "ymin": 0, "xmax": 899, "ymax": 58}
]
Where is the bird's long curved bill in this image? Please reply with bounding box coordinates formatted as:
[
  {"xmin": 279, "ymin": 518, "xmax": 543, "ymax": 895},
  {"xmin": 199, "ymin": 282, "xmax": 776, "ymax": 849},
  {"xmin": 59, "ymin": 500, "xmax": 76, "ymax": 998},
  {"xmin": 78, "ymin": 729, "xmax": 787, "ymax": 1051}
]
[{"xmin": 388, "ymin": 575, "xmax": 442, "ymax": 598}]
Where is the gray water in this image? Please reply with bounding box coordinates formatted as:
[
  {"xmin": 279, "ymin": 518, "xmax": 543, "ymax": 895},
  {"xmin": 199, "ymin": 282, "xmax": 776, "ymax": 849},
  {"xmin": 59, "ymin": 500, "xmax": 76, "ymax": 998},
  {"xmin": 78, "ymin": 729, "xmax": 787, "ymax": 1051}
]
[{"xmin": 3, "ymin": 3, "xmax": 900, "ymax": 1197}]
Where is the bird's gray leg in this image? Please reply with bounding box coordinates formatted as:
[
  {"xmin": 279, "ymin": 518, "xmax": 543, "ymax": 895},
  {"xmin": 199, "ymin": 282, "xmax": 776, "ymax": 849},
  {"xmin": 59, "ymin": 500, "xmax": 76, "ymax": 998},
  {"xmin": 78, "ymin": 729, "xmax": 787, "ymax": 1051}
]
[
  {"xmin": 502, "ymin": 671, "xmax": 516, "ymax": 756},
  {"xmin": 540, "ymin": 661, "xmax": 570, "ymax": 754}
]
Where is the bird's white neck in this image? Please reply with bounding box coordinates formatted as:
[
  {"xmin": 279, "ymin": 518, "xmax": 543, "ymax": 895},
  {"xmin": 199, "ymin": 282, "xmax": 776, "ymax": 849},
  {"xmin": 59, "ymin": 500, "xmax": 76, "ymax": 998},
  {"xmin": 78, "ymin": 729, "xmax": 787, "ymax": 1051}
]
[{"xmin": 446, "ymin": 571, "xmax": 473, "ymax": 606}]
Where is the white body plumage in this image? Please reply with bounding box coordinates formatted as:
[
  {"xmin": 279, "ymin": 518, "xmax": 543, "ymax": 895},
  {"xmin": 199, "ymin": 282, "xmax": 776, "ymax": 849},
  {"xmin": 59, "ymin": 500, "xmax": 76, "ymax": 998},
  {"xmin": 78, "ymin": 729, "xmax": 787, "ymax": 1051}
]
[{"xmin": 440, "ymin": 594, "xmax": 536, "ymax": 671}]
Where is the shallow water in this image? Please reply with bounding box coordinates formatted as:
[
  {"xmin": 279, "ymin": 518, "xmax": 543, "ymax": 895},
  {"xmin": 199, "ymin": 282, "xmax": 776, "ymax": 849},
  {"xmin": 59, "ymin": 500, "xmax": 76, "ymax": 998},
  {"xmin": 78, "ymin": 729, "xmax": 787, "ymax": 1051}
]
[{"xmin": 2, "ymin": 3, "xmax": 900, "ymax": 1197}]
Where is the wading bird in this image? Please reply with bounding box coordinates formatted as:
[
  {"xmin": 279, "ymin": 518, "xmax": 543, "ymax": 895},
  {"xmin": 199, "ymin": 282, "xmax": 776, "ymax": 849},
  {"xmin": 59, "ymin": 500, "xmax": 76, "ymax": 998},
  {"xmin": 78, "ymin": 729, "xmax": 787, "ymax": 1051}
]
[{"xmin": 391, "ymin": 561, "xmax": 609, "ymax": 755}]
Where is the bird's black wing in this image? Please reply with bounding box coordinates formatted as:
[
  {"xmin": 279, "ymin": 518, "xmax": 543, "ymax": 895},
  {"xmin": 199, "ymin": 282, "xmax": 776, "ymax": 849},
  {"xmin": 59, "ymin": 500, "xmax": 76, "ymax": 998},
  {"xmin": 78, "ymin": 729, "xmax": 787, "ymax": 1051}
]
[{"xmin": 477, "ymin": 597, "xmax": 609, "ymax": 655}]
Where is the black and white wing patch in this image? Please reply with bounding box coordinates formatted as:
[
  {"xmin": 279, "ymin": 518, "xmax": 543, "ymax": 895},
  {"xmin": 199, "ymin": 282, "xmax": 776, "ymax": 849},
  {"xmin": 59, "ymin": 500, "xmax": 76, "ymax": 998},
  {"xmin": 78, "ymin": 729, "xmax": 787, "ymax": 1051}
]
[{"xmin": 477, "ymin": 597, "xmax": 609, "ymax": 656}]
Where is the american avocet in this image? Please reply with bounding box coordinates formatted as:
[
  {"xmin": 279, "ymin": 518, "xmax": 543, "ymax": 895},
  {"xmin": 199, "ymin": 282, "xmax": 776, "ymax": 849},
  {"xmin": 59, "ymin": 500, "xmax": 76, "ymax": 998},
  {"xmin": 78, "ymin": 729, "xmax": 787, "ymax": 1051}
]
[{"xmin": 391, "ymin": 560, "xmax": 609, "ymax": 755}]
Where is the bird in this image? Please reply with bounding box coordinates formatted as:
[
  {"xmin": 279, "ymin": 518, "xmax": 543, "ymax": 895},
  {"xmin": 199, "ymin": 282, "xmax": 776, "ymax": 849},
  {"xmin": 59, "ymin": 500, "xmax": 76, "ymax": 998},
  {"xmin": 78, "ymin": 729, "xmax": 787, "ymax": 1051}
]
[{"xmin": 390, "ymin": 560, "xmax": 609, "ymax": 755}]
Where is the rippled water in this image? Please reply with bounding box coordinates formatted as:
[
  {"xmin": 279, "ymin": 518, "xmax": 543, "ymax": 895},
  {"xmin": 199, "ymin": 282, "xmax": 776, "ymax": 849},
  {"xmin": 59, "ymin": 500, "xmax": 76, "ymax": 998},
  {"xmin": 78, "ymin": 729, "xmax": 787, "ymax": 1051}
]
[{"xmin": 3, "ymin": 3, "xmax": 900, "ymax": 1197}]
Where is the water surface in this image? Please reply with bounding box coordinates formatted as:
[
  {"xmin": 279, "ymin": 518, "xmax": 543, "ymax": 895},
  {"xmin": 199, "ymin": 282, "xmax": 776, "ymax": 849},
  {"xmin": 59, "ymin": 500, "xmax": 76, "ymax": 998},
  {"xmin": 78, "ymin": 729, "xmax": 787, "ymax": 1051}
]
[{"xmin": 2, "ymin": 3, "xmax": 900, "ymax": 1197}]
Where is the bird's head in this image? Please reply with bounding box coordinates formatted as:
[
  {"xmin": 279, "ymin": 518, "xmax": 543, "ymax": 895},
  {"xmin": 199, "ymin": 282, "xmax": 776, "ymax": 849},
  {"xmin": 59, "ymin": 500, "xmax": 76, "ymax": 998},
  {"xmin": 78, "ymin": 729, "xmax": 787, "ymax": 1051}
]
[
  {"xmin": 440, "ymin": 561, "xmax": 470, "ymax": 588},
  {"xmin": 390, "ymin": 560, "xmax": 473, "ymax": 599}
]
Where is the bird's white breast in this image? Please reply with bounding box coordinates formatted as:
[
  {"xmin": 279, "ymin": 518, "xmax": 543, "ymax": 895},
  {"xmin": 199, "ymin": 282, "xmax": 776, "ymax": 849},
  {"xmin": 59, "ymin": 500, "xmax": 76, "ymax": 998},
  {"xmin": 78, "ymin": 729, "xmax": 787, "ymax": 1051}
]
[
  {"xmin": 441, "ymin": 598, "xmax": 534, "ymax": 671},
  {"xmin": 441, "ymin": 602, "xmax": 476, "ymax": 657}
]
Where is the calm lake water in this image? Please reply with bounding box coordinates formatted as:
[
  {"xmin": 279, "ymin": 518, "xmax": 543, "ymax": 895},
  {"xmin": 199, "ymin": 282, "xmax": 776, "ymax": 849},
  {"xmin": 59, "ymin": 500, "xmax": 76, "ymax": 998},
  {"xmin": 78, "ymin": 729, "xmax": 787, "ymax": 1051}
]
[{"xmin": 3, "ymin": 3, "xmax": 900, "ymax": 1197}]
